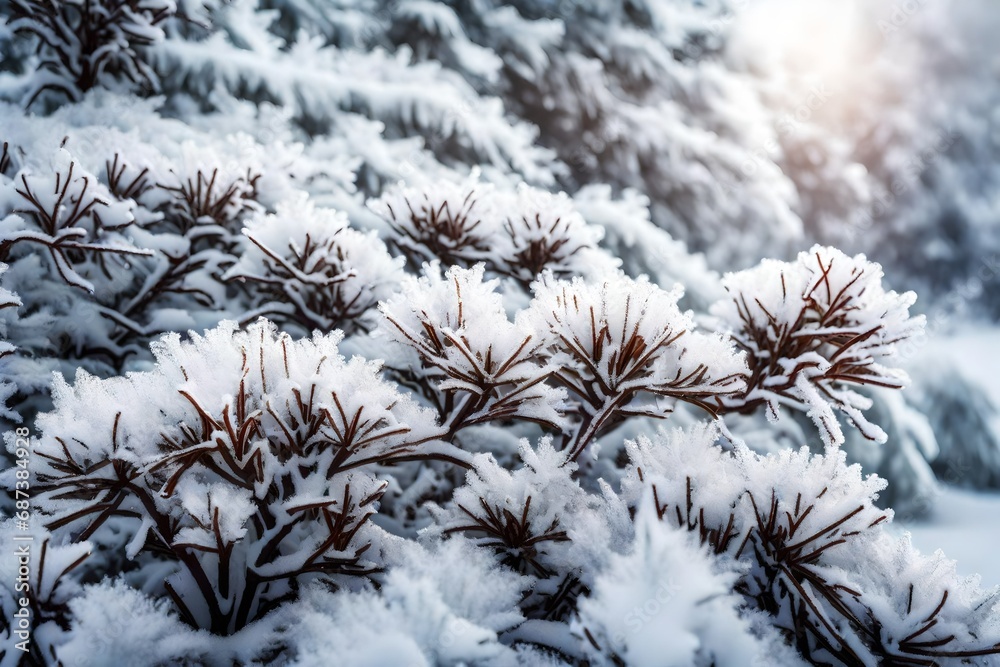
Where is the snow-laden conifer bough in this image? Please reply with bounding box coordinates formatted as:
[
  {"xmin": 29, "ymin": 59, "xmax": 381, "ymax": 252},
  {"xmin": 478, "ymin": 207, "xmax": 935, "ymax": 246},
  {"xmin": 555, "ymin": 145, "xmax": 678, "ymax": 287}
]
[
  {"xmin": 2, "ymin": 1, "xmax": 1000, "ymax": 665},
  {"xmin": 11, "ymin": 220, "xmax": 1000, "ymax": 664}
]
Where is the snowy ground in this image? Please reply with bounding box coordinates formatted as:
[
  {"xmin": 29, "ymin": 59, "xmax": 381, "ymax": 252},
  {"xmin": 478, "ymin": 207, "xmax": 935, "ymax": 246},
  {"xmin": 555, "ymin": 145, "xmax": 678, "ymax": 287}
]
[
  {"xmin": 895, "ymin": 328, "xmax": 1000, "ymax": 589},
  {"xmin": 897, "ymin": 486, "xmax": 1000, "ymax": 588}
]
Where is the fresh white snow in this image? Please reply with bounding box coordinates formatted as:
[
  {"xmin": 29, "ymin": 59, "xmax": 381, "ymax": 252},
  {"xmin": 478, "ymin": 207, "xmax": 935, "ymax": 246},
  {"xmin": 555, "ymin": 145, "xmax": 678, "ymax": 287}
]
[
  {"xmin": 898, "ymin": 486, "xmax": 1000, "ymax": 589},
  {"xmin": 897, "ymin": 328, "xmax": 1000, "ymax": 588}
]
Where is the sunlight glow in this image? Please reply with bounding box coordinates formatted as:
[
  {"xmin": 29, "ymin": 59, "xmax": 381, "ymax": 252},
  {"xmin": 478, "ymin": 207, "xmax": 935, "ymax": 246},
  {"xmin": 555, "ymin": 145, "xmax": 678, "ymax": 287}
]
[{"xmin": 735, "ymin": 0, "xmax": 863, "ymax": 84}]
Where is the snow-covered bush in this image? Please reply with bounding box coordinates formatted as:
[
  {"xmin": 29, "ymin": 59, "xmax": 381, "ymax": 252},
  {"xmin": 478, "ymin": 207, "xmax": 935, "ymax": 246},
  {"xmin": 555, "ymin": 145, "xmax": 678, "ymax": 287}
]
[
  {"xmin": 369, "ymin": 178, "xmax": 619, "ymax": 288},
  {"xmin": 0, "ymin": 100, "xmax": 313, "ymax": 425},
  {"xmin": 0, "ymin": 523, "xmax": 90, "ymax": 666},
  {"xmin": 379, "ymin": 263, "xmax": 565, "ymax": 435},
  {"xmin": 370, "ymin": 177, "xmax": 500, "ymax": 269},
  {"xmin": 1, "ymin": 147, "xmax": 145, "ymax": 292},
  {"xmin": 431, "ymin": 439, "xmax": 628, "ymax": 629},
  {"xmin": 492, "ymin": 186, "xmax": 616, "ymax": 288},
  {"xmin": 0, "ymin": 263, "xmax": 19, "ymax": 422},
  {"xmin": 619, "ymin": 423, "xmax": 1000, "ymax": 665},
  {"xmin": 528, "ymin": 272, "xmax": 746, "ymax": 461},
  {"xmin": 32, "ymin": 320, "xmax": 459, "ymax": 634},
  {"xmin": 7, "ymin": 0, "xmax": 174, "ymax": 108},
  {"xmin": 2, "ymin": 0, "xmax": 998, "ymax": 664},
  {"xmin": 226, "ymin": 195, "xmax": 403, "ymax": 334},
  {"xmin": 713, "ymin": 245, "xmax": 925, "ymax": 447},
  {"xmin": 14, "ymin": 238, "xmax": 972, "ymax": 665}
]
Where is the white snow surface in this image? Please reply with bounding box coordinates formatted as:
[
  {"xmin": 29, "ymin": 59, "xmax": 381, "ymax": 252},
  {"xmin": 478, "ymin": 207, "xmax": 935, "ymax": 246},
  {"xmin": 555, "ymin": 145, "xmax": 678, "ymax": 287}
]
[
  {"xmin": 896, "ymin": 328, "xmax": 1000, "ymax": 588},
  {"xmin": 899, "ymin": 485, "xmax": 1000, "ymax": 589}
]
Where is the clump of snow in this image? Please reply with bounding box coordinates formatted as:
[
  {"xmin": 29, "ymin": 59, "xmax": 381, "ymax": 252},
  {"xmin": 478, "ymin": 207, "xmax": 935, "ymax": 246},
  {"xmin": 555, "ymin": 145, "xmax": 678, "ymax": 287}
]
[
  {"xmin": 282, "ymin": 537, "xmax": 527, "ymax": 667},
  {"xmin": 56, "ymin": 579, "xmax": 211, "ymax": 667},
  {"xmin": 575, "ymin": 497, "xmax": 765, "ymax": 667}
]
